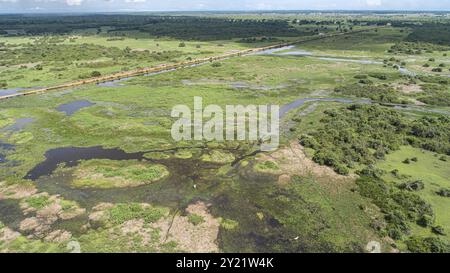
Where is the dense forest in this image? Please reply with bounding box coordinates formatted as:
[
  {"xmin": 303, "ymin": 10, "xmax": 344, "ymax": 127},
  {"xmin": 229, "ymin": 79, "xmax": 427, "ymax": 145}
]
[{"xmin": 0, "ymin": 15, "xmax": 305, "ymax": 40}]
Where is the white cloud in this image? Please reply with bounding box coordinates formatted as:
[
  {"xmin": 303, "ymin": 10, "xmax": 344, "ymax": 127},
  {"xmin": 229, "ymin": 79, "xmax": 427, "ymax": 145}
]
[
  {"xmin": 125, "ymin": 0, "xmax": 146, "ymax": 3},
  {"xmin": 0, "ymin": 0, "xmax": 18, "ymax": 2},
  {"xmin": 66, "ymin": 0, "xmax": 83, "ymax": 5},
  {"xmin": 366, "ymin": 0, "xmax": 382, "ymax": 7}
]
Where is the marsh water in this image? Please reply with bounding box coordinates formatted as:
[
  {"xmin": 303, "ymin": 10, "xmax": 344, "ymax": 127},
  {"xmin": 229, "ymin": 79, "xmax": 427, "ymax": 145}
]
[
  {"xmin": 0, "ymin": 118, "xmax": 34, "ymax": 133},
  {"xmin": 56, "ymin": 100, "xmax": 95, "ymax": 116},
  {"xmin": 0, "ymin": 141, "xmax": 14, "ymax": 164},
  {"xmin": 0, "ymin": 87, "xmax": 33, "ymax": 97}
]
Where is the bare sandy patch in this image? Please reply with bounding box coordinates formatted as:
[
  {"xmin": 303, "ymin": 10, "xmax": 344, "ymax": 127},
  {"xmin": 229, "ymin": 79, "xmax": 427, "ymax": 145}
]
[
  {"xmin": 152, "ymin": 201, "xmax": 220, "ymax": 253},
  {"xmin": 0, "ymin": 182, "xmax": 37, "ymax": 200},
  {"xmin": 44, "ymin": 229, "xmax": 72, "ymax": 243},
  {"xmin": 394, "ymin": 83, "xmax": 423, "ymax": 94},
  {"xmin": 258, "ymin": 141, "xmax": 355, "ymax": 185},
  {"xmin": 18, "ymin": 192, "xmax": 85, "ymax": 239},
  {"xmin": 0, "ymin": 226, "xmax": 20, "ymax": 246}
]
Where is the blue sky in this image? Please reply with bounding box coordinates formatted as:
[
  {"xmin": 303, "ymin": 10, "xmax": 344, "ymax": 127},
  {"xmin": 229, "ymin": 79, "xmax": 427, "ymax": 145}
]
[{"xmin": 1, "ymin": 0, "xmax": 450, "ymax": 13}]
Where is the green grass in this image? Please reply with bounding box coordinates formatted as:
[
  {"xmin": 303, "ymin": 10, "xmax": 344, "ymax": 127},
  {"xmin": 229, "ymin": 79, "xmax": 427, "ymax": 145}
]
[
  {"xmin": 24, "ymin": 195, "xmax": 51, "ymax": 210},
  {"xmin": 254, "ymin": 161, "xmax": 281, "ymax": 174},
  {"xmin": 107, "ymin": 203, "xmax": 169, "ymax": 225},
  {"xmin": 377, "ymin": 146, "xmax": 450, "ymax": 240},
  {"xmin": 187, "ymin": 214, "xmax": 205, "ymax": 226},
  {"xmin": 71, "ymin": 159, "xmax": 170, "ymax": 189}
]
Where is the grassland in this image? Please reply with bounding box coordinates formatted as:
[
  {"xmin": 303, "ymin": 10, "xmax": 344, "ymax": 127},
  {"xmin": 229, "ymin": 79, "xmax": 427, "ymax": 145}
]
[{"xmin": 378, "ymin": 147, "xmax": 450, "ymax": 241}]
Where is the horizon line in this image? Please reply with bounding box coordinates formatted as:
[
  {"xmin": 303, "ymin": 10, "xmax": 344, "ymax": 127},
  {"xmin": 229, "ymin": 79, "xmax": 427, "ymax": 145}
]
[{"xmin": 1, "ymin": 9, "xmax": 450, "ymax": 15}]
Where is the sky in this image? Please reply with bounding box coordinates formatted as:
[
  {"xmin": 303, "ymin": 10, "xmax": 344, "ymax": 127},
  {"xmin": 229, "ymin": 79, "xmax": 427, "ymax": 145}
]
[{"xmin": 1, "ymin": 0, "xmax": 450, "ymax": 13}]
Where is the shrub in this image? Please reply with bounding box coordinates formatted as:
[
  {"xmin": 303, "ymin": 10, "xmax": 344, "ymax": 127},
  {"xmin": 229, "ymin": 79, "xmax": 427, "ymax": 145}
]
[
  {"xmin": 398, "ymin": 180, "xmax": 425, "ymax": 192},
  {"xmin": 90, "ymin": 71, "xmax": 101, "ymax": 77},
  {"xmin": 437, "ymin": 188, "xmax": 450, "ymax": 198},
  {"xmin": 406, "ymin": 237, "xmax": 449, "ymax": 253},
  {"xmin": 354, "ymin": 74, "xmax": 368, "ymax": 79},
  {"xmin": 432, "ymin": 226, "xmax": 446, "ymax": 236},
  {"xmin": 359, "ymin": 79, "xmax": 373, "ymax": 85}
]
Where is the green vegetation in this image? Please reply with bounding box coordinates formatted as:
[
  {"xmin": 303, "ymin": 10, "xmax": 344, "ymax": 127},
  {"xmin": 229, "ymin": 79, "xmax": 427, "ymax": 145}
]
[
  {"xmin": 187, "ymin": 214, "xmax": 205, "ymax": 226},
  {"xmin": 71, "ymin": 160, "xmax": 169, "ymax": 189},
  {"xmin": 254, "ymin": 161, "xmax": 281, "ymax": 174},
  {"xmin": 406, "ymin": 236, "xmax": 449, "ymax": 253},
  {"xmin": 299, "ymin": 105, "xmax": 450, "ymax": 175},
  {"xmin": 334, "ymin": 84, "xmax": 402, "ymax": 103},
  {"xmin": 377, "ymin": 147, "xmax": 450, "ymax": 243},
  {"xmin": 24, "ymin": 195, "xmax": 51, "ymax": 210},
  {"xmin": 107, "ymin": 203, "xmax": 168, "ymax": 225},
  {"xmin": 201, "ymin": 150, "xmax": 235, "ymax": 164}
]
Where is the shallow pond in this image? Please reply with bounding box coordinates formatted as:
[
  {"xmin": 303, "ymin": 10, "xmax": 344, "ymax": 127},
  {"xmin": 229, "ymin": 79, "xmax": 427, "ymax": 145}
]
[
  {"xmin": 56, "ymin": 100, "xmax": 95, "ymax": 116},
  {"xmin": 24, "ymin": 146, "xmax": 227, "ymax": 209},
  {"xmin": 280, "ymin": 97, "xmax": 371, "ymax": 117},
  {"xmin": 0, "ymin": 141, "xmax": 14, "ymax": 164},
  {"xmin": 0, "ymin": 87, "xmax": 32, "ymax": 97},
  {"xmin": 97, "ymin": 78, "xmax": 130, "ymax": 87},
  {"xmin": 316, "ymin": 57, "xmax": 383, "ymax": 65},
  {"xmin": 0, "ymin": 118, "xmax": 34, "ymax": 132}
]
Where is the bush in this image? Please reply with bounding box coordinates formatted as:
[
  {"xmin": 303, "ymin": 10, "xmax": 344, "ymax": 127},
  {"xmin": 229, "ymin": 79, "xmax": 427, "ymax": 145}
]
[
  {"xmin": 178, "ymin": 42, "xmax": 186, "ymax": 47},
  {"xmin": 437, "ymin": 188, "xmax": 450, "ymax": 198},
  {"xmin": 359, "ymin": 79, "xmax": 373, "ymax": 85},
  {"xmin": 432, "ymin": 226, "xmax": 446, "ymax": 236},
  {"xmin": 90, "ymin": 71, "xmax": 102, "ymax": 77},
  {"xmin": 354, "ymin": 74, "xmax": 368, "ymax": 79},
  {"xmin": 398, "ymin": 180, "xmax": 425, "ymax": 192},
  {"xmin": 406, "ymin": 237, "xmax": 449, "ymax": 253}
]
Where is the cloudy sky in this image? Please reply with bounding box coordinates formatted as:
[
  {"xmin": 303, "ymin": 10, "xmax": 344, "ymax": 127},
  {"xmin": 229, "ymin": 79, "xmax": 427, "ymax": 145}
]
[{"xmin": 0, "ymin": 0, "xmax": 449, "ymax": 13}]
